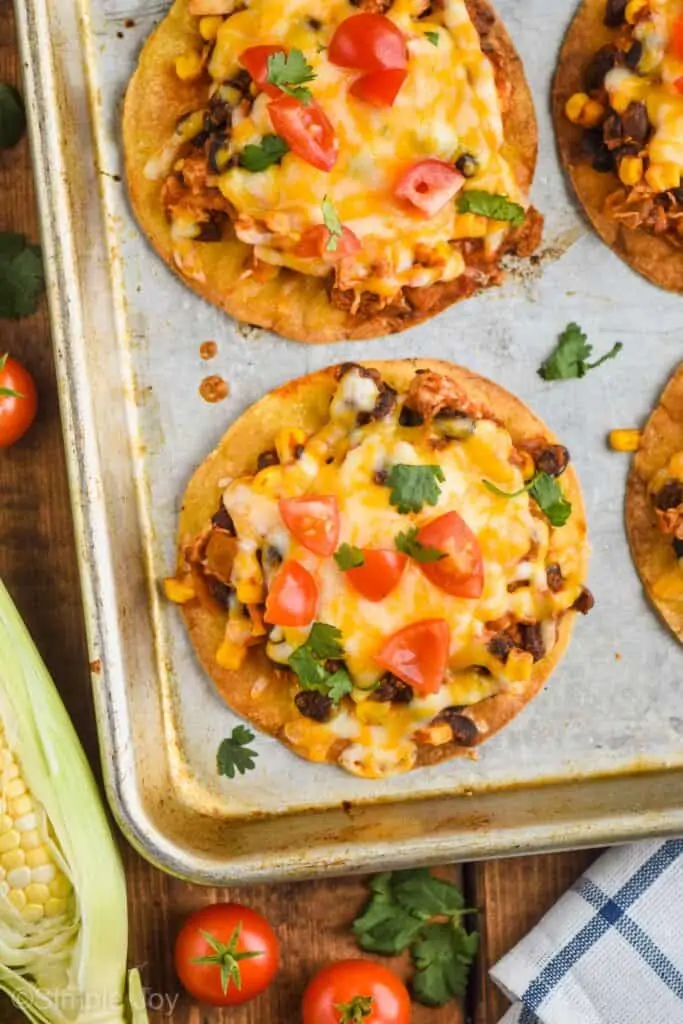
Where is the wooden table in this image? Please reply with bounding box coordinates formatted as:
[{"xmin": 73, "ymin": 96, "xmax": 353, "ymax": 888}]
[{"xmin": 0, "ymin": 4, "xmax": 600, "ymax": 1019}]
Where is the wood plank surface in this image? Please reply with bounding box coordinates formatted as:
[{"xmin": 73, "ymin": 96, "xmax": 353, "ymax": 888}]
[{"xmin": 0, "ymin": 4, "xmax": 599, "ymax": 1021}]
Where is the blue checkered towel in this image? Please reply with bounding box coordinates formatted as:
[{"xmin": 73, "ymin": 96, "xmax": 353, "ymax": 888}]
[{"xmin": 491, "ymin": 840, "xmax": 683, "ymax": 1024}]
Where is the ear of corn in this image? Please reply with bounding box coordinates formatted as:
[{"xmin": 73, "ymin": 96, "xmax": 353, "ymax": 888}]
[{"xmin": 0, "ymin": 578, "xmax": 147, "ymax": 1024}]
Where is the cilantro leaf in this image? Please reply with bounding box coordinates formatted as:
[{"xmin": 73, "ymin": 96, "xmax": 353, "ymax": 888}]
[
  {"xmin": 353, "ymin": 873, "xmax": 426, "ymax": 955},
  {"xmin": 322, "ymin": 195, "xmax": 343, "ymax": 253},
  {"xmin": 484, "ymin": 472, "xmax": 572, "ymax": 527},
  {"xmin": 0, "ymin": 84, "xmax": 26, "ymax": 149},
  {"xmin": 392, "ymin": 869, "xmax": 467, "ymax": 919},
  {"xmin": 539, "ymin": 322, "xmax": 623, "ymax": 381},
  {"xmin": 424, "ymin": 30, "xmax": 439, "ymax": 45},
  {"xmin": 0, "ymin": 234, "xmax": 44, "ymax": 319},
  {"xmin": 216, "ymin": 725, "xmax": 258, "ymax": 779},
  {"xmin": 529, "ymin": 472, "xmax": 572, "ymax": 527},
  {"xmin": 289, "ymin": 622, "xmax": 352, "ymax": 702},
  {"xmin": 239, "ymin": 133, "xmax": 289, "ymax": 172},
  {"xmin": 457, "ymin": 189, "xmax": 526, "ymax": 227},
  {"xmin": 385, "ymin": 465, "xmax": 445, "ymax": 514},
  {"xmin": 395, "ymin": 527, "xmax": 445, "ymax": 564},
  {"xmin": 266, "ymin": 49, "xmax": 316, "ymax": 103},
  {"xmin": 335, "ymin": 543, "xmax": 365, "ymax": 570},
  {"xmin": 411, "ymin": 921, "xmax": 479, "ymax": 1006}
]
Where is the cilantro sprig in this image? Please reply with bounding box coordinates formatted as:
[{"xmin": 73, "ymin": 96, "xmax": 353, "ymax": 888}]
[
  {"xmin": 289, "ymin": 622, "xmax": 352, "ymax": 703},
  {"xmin": 0, "ymin": 233, "xmax": 44, "ymax": 319},
  {"xmin": 484, "ymin": 471, "xmax": 572, "ymax": 527},
  {"xmin": 395, "ymin": 527, "xmax": 445, "ymax": 564},
  {"xmin": 353, "ymin": 870, "xmax": 478, "ymax": 1008},
  {"xmin": 385, "ymin": 465, "xmax": 444, "ymax": 514},
  {"xmin": 539, "ymin": 322, "xmax": 623, "ymax": 381},
  {"xmin": 266, "ymin": 49, "xmax": 316, "ymax": 104},
  {"xmin": 217, "ymin": 726, "xmax": 259, "ymax": 778},
  {"xmin": 457, "ymin": 189, "xmax": 525, "ymax": 227},
  {"xmin": 322, "ymin": 196, "xmax": 343, "ymax": 253},
  {"xmin": 425, "ymin": 30, "xmax": 439, "ymax": 46},
  {"xmin": 334, "ymin": 543, "xmax": 365, "ymax": 570},
  {"xmin": 239, "ymin": 134, "xmax": 289, "ymax": 172}
]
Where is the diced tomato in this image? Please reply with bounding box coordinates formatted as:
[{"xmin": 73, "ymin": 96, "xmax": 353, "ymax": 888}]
[
  {"xmin": 674, "ymin": 75, "xmax": 683, "ymax": 95},
  {"xmin": 239, "ymin": 45, "xmax": 286, "ymax": 98},
  {"xmin": 415, "ymin": 512, "xmax": 484, "ymax": 599},
  {"xmin": 375, "ymin": 619, "xmax": 450, "ymax": 695},
  {"xmin": 349, "ymin": 68, "xmax": 407, "ymax": 108},
  {"xmin": 294, "ymin": 225, "xmax": 361, "ymax": 262},
  {"xmin": 394, "ymin": 160, "xmax": 465, "ymax": 217},
  {"xmin": 267, "ymin": 95, "xmax": 338, "ymax": 172},
  {"xmin": 279, "ymin": 496, "xmax": 340, "ymax": 556},
  {"xmin": 329, "ymin": 13, "xmax": 407, "ymax": 72},
  {"xmin": 672, "ymin": 16, "xmax": 683, "ymax": 60},
  {"xmin": 264, "ymin": 560, "xmax": 318, "ymax": 627},
  {"xmin": 345, "ymin": 550, "xmax": 407, "ymax": 602}
]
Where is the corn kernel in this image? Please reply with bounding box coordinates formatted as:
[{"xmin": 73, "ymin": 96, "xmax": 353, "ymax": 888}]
[
  {"xmin": 163, "ymin": 577, "xmax": 196, "ymax": 604},
  {"xmin": 215, "ymin": 639, "xmax": 247, "ymax": 671},
  {"xmin": 31, "ymin": 863, "xmax": 56, "ymax": 884},
  {"xmin": 7, "ymin": 866, "xmax": 31, "ymax": 889},
  {"xmin": 2, "ymin": 761, "xmax": 18, "ymax": 782},
  {"xmin": 45, "ymin": 897, "xmax": 68, "ymax": 918},
  {"xmin": 20, "ymin": 829, "xmax": 41, "ymax": 851},
  {"xmin": 8, "ymin": 890, "xmax": 26, "ymax": 913},
  {"xmin": 646, "ymin": 162, "xmax": 681, "ymax": 193},
  {"xmin": 625, "ymin": 0, "xmax": 648, "ymax": 23},
  {"xmin": 5, "ymin": 778, "xmax": 26, "ymax": 800},
  {"xmin": 275, "ymin": 428, "xmax": 307, "ymax": 465},
  {"xmin": 451, "ymin": 212, "xmax": 489, "ymax": 239},
  {"xmin": 252, "ymin": 465, "xmax": 284, "ymax": 497},
  {"xmin": 10, "ymin": 795, "xmax": 33, "ymax": 819},
  {"xmin": 505, "ymin": 649, "xmax": 534, "ymax": 682},
  {"xmin": 1, "ymin": 850, "xmax": 26, "ymax": 872},
  {"xmin": 25, "ymin": 883, "xmax": 50, "ymax": 905},
  {"xmin": 24, "ymin": 904, "xmax": 44, "ymax": 923},
  {"xmin": 26, "ymin": 848, "xmax": 50, "ymax": 869},
  {"xmin": 0, "ymin": 830, "xmax": 20, "ymax": 854},
  {"xmin": 356, "ymin": 703, "xmax": 390, "ymax": 726},
  {"xmin": 175, "ymin": 50, "xmax": 204, "ymax": 82},
  {"xmin": 199, "ymin": 15, "xmax": 223, "ymax": 40},
  {"xmin": 653, "ymin": 568, "xmax": 683, "ymax": 600},
  {"xmin": 619, "ymin": 155, "xmax": 644, "ymax": 187},
  {"xmin": 565, "ymin": 93, "xmax": 605, "ymax": 127},
  {"xmin": 50, "ymin": 875, "xmax": 72, "ymax": 899},
  {"xmin": 609, "ymin": 429, "xmax": 641, "ymax": 452},
  {"xmin": 236, "ymin": 579, "xmax": 264, "ymax": 604}
]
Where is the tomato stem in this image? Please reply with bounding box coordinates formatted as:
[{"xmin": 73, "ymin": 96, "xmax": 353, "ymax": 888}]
[
  {"xmin": 191, "ymin": 924, "xmax": 263, "ymax": 994},
  {"xmin": 335, "ymin": 994, "xmax": 374, "ymax": 1023},
  {"xmin": 0, "ymin": 387, "xmax": 24, "ymax": 399}
]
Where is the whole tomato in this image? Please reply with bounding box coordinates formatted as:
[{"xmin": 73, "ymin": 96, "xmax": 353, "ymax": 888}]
[
  {"xmin": 0, "ymin": 354, "xmax": 37, "ymax": 447},
  {"xmin": 302, "ymin": 959, "xmax": 411, "ymax": 1023},
  {"xmin": 174, "ymin": 903, "xmax": 279, "ymax": 1006}
]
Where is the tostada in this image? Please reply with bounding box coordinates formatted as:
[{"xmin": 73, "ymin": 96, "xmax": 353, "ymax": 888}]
[
  {"xmin": 165, "ymin": 360, "xmax": 593, "ymax": 778},
  {"xmin": 124, "ymin": 0, "xmax": 541, "ymax": 342},
  {"xmin": 555, "ymin": 0, "xmax": 683, "ymax": 290}
]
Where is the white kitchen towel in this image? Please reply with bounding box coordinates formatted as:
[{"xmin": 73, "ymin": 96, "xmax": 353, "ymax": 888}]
[{"xmin": 491, "ymin": 839, "xmax": 683, "ymax": 1024}]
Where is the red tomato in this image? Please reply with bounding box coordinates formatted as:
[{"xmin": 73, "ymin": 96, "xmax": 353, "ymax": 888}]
[
  {"xmin": 350, "ymin": 68, "xmax": 407, "ymax": 107},
  {"xmin": 302, "ymin": 959, "xmax": 411, "ymax": 1024},
  {"xmin": 264, "ymin": 560, "xmax": 318, "ymax": 626},
  {"xmin": 267, "ymin": 95, "xmax": 338, "ymax": 171},
  {"xmin": 279, "ymin": 496, "xmax": 340, "ymax": 555},
  {"xmin": 294, "ymin": 224, "xmax": 361, "ymax": 262},
  {"xmin": 416, "ymin": 511, "xmax": 484, "ymax": 599},
  {"xmin": 328, "ymin": 14, "xmax": 407, "ymax": 72},
  {"xmin": 174, "ymin": 904, "xmax": 279, "ymax": 1007},
  {"xmin": 239, "ymin": 45, "xmax": 286, "ymax": 97},
  {"xmin": 0, "ymin": 354, "xmax": 38, "ymax": 448},
  {"xmin": 375, "ymin": 619, "xmax": 450, "ymax": 695},
  {"xmin": 672, "ymin": 16, "xmax": 683, "ymax": 60},
  {"xmin": 394, "ymin": 160, "xmax": 465, "ymax": 217},
  {"xmin": 345, "ymin": 550, "xmax": 407, "ymax": 602}
]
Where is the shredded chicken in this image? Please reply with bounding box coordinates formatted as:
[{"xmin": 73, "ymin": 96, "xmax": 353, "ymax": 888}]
[{"xmin": 404, "ymin": 370, "xmax": 487, "ymax": 421}]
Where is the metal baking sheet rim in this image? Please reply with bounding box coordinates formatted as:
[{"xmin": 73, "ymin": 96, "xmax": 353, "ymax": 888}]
[{"xmin": 15, "ymin": 0, "xmax": 683, "ymax": 885}]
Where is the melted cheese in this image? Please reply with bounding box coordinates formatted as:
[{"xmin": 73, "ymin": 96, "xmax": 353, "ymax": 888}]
[
  {"xmin": 218, "ymin": 369, "xmax": 583, "ymax": 776},
  {"xmin": 199, "ymin": 0, "xmax": 525, "ymax": 296}
]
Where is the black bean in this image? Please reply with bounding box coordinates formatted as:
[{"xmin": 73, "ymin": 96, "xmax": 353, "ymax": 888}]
[
  {"xmin": 673, "ymin": 538, "xmax": 683, "ymax": 559},
  {"xmin": 372, "ymin": 675, "xmax": 414, "ymax": 703},
  {"xmin": 546, "ymin": 563, "xmax": 564, "ymax": 594},
  {"xmin": 456, "ymin": 153, "xmax": 478, "ymax": 178},
  {"xmin": 324, "ymin": 659, "xmax": 345, "ymax": 674},
  {"xmin": 625, "ymin": 40, "xmax": 643, "ymax": 69},
  {"xmin": 620, "ymin": 102, "xmax": 650, "ymax": 144},
  {"xmin": 208, "ymin": 133, "xmax": 233, "ymax": 174},
  {"xmin": 208, "ymin": 578, "xmax": 232, "ymax": 608},
  {"xmin": 307, "ymin": 16, "xmax": 322, "ymax": 29},
  {"xmin": 211, "ymin": 502, "xmax": 236, "ymax": 534},
  {"xmin": 655, "ymin": 481, "xmax": 683, "ymax": 510},
  {"xmin": 434, "ymin": 708, "xmax": 480, "ymax": 747},
  {"xmin": 357, "ymin": 384, "xmax": 397, "ymax": 426},
  {"xmin": 572, "ymin": 588, "xmax": 595, "ymax": 615},
  {"xmin": 585, "ymin": 44, "xmax": 622, "ymax": 91},
  {"xmin": 604, "ymin": 0, "xmax": 628, "ymax": 27},
  {"xmin": 534, "ymin": 445, "xmax": 570, "ymax": 478},
  {"xmin": 592, "ymin": 145, "xmax": 615, "ymax": 173},
  {"xmin": 374, "ymin": 469, "xmax": 388, "ymax": 485},
  {"xmin": 518, "ymin": 623, "xmax": 545, "ymax": 662},
  {"xmin": 295, "ymin": 690, "xmax": 333, "ymax": 722},
  {"xmin": 294, "ymin": 443, "xmax": 304, "ymax": 460},
  {"xmin": 399, "ymin": 405, "xmax": 424, "ymax": 427},
  {"xmin": 487, "ymin": 634, "xmax": 514, "ymax": 664},
  {"xmin": 195, "ymin": 219, "xmax": 223, "ymax": 242},
  {"xmin": 257, "ymin": 449, "xmax": 279, "ymax": 471},
  {"xmin": 190, "ymin": 130, "xmax": 210, "ymax": 149}
]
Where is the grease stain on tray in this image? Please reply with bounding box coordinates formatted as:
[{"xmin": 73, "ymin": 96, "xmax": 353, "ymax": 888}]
[
  {"xmin": 200, "ymin": 374, "xmax": 229, "ymax": 403},
  {"xmin": 200, "ymin": 340, "xmax": 218, "ymax": 360}
]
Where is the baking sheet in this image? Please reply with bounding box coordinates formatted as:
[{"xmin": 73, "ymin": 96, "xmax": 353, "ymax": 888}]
[{"xmin": 16, "ymin": 0, "xmax": 683, "ymax": 883}]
